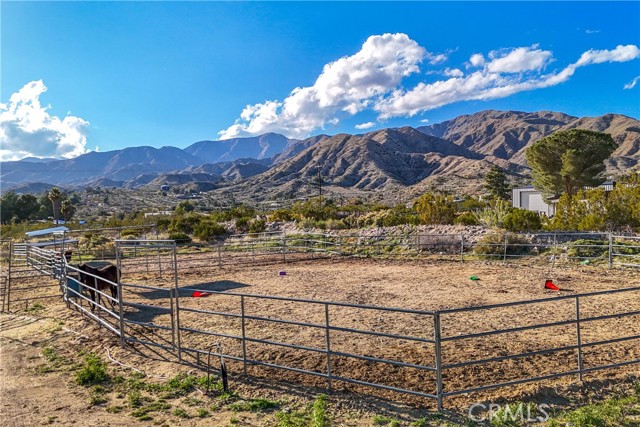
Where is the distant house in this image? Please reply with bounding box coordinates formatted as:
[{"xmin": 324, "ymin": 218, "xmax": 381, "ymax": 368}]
[
  {"xmin": 512, "ymin": 181, "xmax": 616, "ymax": 217},
  {"xmin": 160, "ymin": 185, "xmax": 170, "ymax": 191},
  {"xmin": 512, "ymin": 187, "xmax": 556, "ymax": 216}
]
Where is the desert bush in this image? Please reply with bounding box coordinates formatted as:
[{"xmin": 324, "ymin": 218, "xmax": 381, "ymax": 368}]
[
  {"xmin": 291, "ymin": 197, "xmax": 338, "ymax": 222},
  {"xmin": 454, "ymin": 211, "xmax": 480, "ymax": 226},
  {"xmin": 503, "ymin": 209, "xmax": 543, "ymax": 232},
  {"xmin": 473, "ymin": 199, "xmax": 512, "ymax": 228},
  {"xmin": 566, "ymin": 239, "xmax": 608, "ymax": 259},
  {"xmin": 168, "ymin": 232, "xmax": 192, "ymax": 244},
  {"xmin": 414, "ymin": 192, "xmax": 456, "ymax": 225},
  {"xmin": 235, "ymin": 217, "xmax": 250, "ymax": 232},
  {"xmin": 248, "ymin": 219, "xmax": 267, "ymax": 234},
  {"xmin": 76, "ymin": 353, "xmax": 108, "ymax": 385},
  {"xmin": 268, "ymin": 209, "xmax": 294, "ymax": 222},
  {"xmin": 169, "ymin": 213, "xmax": 201, "ymax": 234},
  {"xmin": 473, "ymin": 233, "xmax": 532, "ymax": 258},
  {"xmin": 193, "ymin": 221, "xmax": 226, "ymax": 241}
]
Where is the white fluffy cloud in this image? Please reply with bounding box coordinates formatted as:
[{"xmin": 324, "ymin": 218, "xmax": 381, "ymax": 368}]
[
  {"xmin": 444, "ymin": 68, "xmax": 464, "ymax": 78},
  {"xmin": 355, "ymin": 122, "xmax": 375, "ymax": 130},
  {"xmin": 0, "ymin": 80, "xmax": 89, "ymax": 161},
  {"xmin": 221, "ymin": 37, "xmax": 640, "ymax": 138},
  {"xmin": 375, "ymin": 44, "xmax": 640, "ymax": 119},
  {"xmin": 469, "ymin": 53, "xmax": 485, "ymax": 67},
  {"xmin": 486, "ymin": 46, "xmax": 554, "ymax": 73},
  {"xmin": 219, "ymin": 33, "xmax": 426, "ymax": 139}
]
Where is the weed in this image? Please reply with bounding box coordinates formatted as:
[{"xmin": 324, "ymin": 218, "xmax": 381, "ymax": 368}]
[
  {"xmin": 182, "ymin": 396, "xmax": 203, "ymax": 407},
  {"xmin": 229, "ymin": 398, "xmax": 279, "ymax": 412},
  {"xmin": 128, "ymin": 390, "xmax": 143, "ymax": 408},
  {"xmin": 275, "ymin": 396, "xmax": 333, "ymax": 427},
  {"xmin": 311, "ymin": 394, "xmax": 330, "ymax": 427},
  {"xmin": 372, "ymin": 415, "xmax": 400, "ymax": 426},
  {"xmin": 411, "ymin": 418, "xmax": 427, "ymax": 427},
  {"xmin": 42, "ymin": 347, "xmax": 58, "ymax": 362},
  {"xmin": 173, "ymin": 407, "xmax": 190, "ymax": 419},
  {"xmin": 26, "ymin": 303, "xmax": 45, "ymax": 314},
  {"xmin": 76, "ymin": 353, "xmax": 108, "ymax": 385},
  {"xmin": 44, "ymin": 416, "xmax": 57, "ymax": 424},
  {"xmin": 196, "ymin": 408, "xmax": 209, "ymax": 418},
  {"xmin": 229, "ymin": 416, "xmax": 240, "ymax": 424},
  {"xmin": 562, "ymin": 399, "xmax": 627, "ymax": 427},
  {"xmin": 106, "ymin": 405, "xmax": 124, "ymax": 414},
  {"xmin": 90, "ymin": 394, "xmax": 108, "ymax": 406},
  {"xmin": 130, "ymin": 401, "xmax": 171, "ymax": 418},
  {"xmin": 158, "ymin": 373, "xmax": 208, "ymax": 398},
  {"xmin": 136, "ymin": 414, "xmax": 153, "ymax": 421}
]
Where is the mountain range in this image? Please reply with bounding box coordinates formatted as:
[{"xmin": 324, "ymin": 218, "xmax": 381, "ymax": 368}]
[{"xmin": 2, "ymin": 110, "xmax": 639, "ymax": 199}]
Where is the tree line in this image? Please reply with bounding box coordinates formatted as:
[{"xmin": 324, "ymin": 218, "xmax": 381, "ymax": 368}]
[{"xmin": 0, "ymin": 187, "xmax": 78, "ymax": 224}]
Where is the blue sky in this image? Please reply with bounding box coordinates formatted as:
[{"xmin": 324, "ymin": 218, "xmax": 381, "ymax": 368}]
[{"xmin": 1, "ymin": 1, "xmax": 639, "ymax": 160}]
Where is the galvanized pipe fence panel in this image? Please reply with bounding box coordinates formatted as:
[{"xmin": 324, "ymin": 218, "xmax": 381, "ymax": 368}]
[{"xmin": 3, "ymin": 234, "xmax": 640, "ymax": 411}]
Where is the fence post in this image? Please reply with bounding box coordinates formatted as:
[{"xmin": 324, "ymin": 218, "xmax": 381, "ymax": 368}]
[
  {"xmin": 282, "ymin": 234, "xmax": 287, "ymax": 263},
  {"xmin": 575, "ymin": 296, "xmax": 583, "ymax": 382},
  {"xmin": 324, "ymin": 303, "xmax": 332, "ymax": 391},
  {"xmin": 608, "ymin": 233, "xmax": 613, "ymax": 270},
  {"xmin": 217, "ymin": 240, "xmax": 222, "ymax": 268},
  {"xmin": 241, "ymin": 295, "xmax": 248, "ymax": 375},
  {"xmin": 434, "ymin": 312, "xmax": 443, "ymax": 411},
  {"xmin": 169, "ymin": 288, "xmax": 176, "ymax": 349},
  {"xmin": 172, "ymin": 243, "xmax": 182, "ymax": 361},
  {"xmin": 503, "ymin": 234, "xmax": 508, "ymax": 262},
  {"xmin": 460, "ymin": 234, "xmax": 464, "ymax": 263},
  {"xmin": 5, "ymin": 241, "xmax": 12, "ymax": 312},
  {"xmin": 115, "ymin": 242, "xmax": 126, "ymax": 347}
]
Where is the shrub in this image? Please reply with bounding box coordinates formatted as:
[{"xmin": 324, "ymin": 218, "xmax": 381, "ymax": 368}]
[
  {"xmin": 566, "ymin": 239, "xmax": 608, "ymax": 259},
  {"xmin": 454, "ymin": 211, "xmax": 480, "ymax": 226},
  {"xmin": 269, "ymin": 209, "xmax": 293, "ymax": 222},
  {"xmin": 168, "ymin": 232, "xmax": 192, "ymax": 244},
  {"xmin": 291, "ymin": 197, "xmax": 337, "ymax": 221},
  {"xmin": 235, "ymin": 217, "xmax": 250, "ymax": 232},
  {"xmin": 229, "ymin": 205, "xmax": 255, "ymax": 219},
  {"xmin": 248, "ymin": 219, "xmax": 267, "ymax": 234},
  {"xmin": 473, "ymin": 200, "xmax": 512, "ymax": 228},
  {"xmin": 414, "ymin": 192, "xmax": 456, "ymax": 225},
  {"xmin": 502, "ymin": 209, "xmax": 543, "ymax": 232},
  {"xmin": 193, "ymin": 221, "xmax": 226, "ymax": 241},
  {"xmin": 76, "ymin": 353, "xmax": 108, "ymax": 385},
  {"xmin": 169, "ymin": 213, "xmax": 201, "ymax": 234},
  {"xmin": 473, "ymin": 233, "xmax": 532, "ymax": 258}
]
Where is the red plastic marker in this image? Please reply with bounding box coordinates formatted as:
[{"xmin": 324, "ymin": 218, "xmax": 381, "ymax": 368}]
[
  {"xmin": 192, "ymin": 291, "xmax": 212, "ymax": 297},
  {"xmin": 544, "ymin": 280, "xmax": 560, "ymax": 291}
]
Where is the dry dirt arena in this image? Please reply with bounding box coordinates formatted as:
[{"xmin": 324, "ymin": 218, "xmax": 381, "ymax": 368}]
[
  {"xmin": 2, "ymin": 256, "xmax": 640, "ymax": 426},
  {"xmin": 120, "ymin": 256, "xmax": 640, "ymax": 405}
]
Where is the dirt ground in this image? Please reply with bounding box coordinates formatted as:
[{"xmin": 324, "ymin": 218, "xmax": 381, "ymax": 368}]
[{"xmin": 2, "ymin": 256, "xmax": 640, "ymax": 426}]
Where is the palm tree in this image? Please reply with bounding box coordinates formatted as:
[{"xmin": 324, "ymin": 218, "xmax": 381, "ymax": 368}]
[
  {"xmin": 60, "ymin": 199, "xmax": 76, "ymax": 222},
  {"xmin": 48, "ymin": 187, "xmax": 62, "ymax": 224}
]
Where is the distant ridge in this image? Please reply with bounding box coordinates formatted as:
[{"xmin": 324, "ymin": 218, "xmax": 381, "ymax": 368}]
[{"xmin": 2, "ymin": 110, "xmax": 638, "ymax": 196}]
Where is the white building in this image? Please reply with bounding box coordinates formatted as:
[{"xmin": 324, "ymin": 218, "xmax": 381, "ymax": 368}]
[
  {"xmin": 512, "ymin": 186, "xmax": 556, "ymax": 216},
  {"xmin": 512, "ymin": 181, "xmax": 616, "ymax": 217}
]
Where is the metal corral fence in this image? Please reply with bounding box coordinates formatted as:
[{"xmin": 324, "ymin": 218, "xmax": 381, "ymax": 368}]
[
  {"xmin": 2, "ymin": 236, "xmax": 640, "ymax": 411},
  {"xmin": 63, "ymin": 230, "xmax": 640, "ymax": 277}
]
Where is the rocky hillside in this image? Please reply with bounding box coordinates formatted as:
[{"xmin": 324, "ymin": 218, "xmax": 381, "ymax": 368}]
[
  {"xmin": 2, "ymin": 110, "xmax": 638, "ymax": 199},
  {"xmin": 417, "ymin": 110, "xmax": 640, "ymax": 171}
]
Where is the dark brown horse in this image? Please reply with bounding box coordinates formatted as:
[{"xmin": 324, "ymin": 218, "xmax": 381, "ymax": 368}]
[{"xmin": 77, "ymin": 263, "xmax": 120, "ymax": 312}]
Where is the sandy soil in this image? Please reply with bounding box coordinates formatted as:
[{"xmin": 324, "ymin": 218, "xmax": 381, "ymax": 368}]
[
  {"xmin": 2, "ymin": 256, "xmax": 639, "ymax": 425},
  {"xmin": 117, "ymin": 257, "xmax": 640, "ymax": 407}
]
